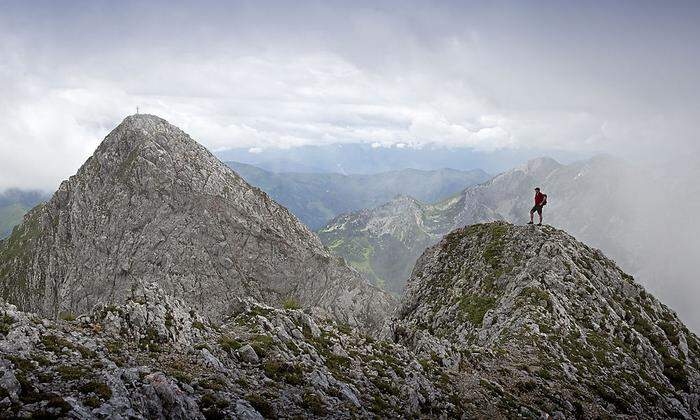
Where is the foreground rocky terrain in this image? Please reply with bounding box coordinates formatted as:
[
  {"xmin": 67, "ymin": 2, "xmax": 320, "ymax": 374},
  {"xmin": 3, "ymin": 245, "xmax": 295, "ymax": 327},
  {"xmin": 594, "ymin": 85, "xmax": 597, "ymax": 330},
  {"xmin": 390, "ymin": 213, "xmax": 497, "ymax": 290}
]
[
  {"xmin": 0, "ymin": 115, "xmax": 393, "ymax": 330},
  {"xmin": 0, "ymin": 283, "xmax": 464, "ymax": 419},
  {"xmin": 394, "ymin": 222, "xmax": 700, "ymax": 418},
  {"xmin": 2, "ymin": 222, "xmax": 699, "ymax": 418}
]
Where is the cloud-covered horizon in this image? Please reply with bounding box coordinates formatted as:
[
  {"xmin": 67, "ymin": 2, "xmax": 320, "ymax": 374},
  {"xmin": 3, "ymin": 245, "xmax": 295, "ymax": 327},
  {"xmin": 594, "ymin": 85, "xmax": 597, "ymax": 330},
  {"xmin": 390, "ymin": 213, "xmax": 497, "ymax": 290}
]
[{"xmin": 1, "ymin": 0, "xmax": 699, "ymax": 190}]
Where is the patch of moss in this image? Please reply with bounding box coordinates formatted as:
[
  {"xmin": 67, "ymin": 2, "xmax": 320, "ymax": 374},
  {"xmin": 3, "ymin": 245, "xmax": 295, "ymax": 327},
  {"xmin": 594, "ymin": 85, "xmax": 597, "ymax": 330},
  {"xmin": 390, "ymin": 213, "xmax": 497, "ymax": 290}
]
[
  {"xmin": 56, "ymin": 365, "xmax": 86, "ymax": 380},
  {"xmin": 659, "ymin": 320, "xmax": 680, "ymax": 346},
  {"xmin": 199, "ymin": 377, "xmax": 227, "ymax": 391},
  {"xmin": 200, "ymin": 393, "xmax": 230, "ymax": 409},
  {"xmin": 332, "ymin": 322, "xmax": 351, "ymax": 336},
  {"xmin": 164, "ymin": 311, "xmax": 175, "ymax": 329},
  {"xmin": 78, "ymin": 380, "xmax": 112, "ymax": 400},
  {"xmin": 592, "ymin": 382, "xmax": 630, "ymax": 413},
  {"xmin": 662, "ymin": 356, "xmax": 689, "ymax": 391},
  {"xmin": 262, "ymin": 360, "xmax": 304, "ymax": 385},
  {"xmin": 458, "ymin": 294, "xmax": 496, "ymax": 326},
  {"xmin": 45, "ymin": 394, "xmax": 72, "ymax": 415},
  {"xmin": 37, "ymin": 372, "xmax": 53, "ymax": 383},
  {"xmin": 371, "ymin": 377, "xmax": 400, "ymax": 396},
  {"xmin": 0, "ymin": 312, "xmax": 15, "ymax": 335},
  {"xmin": 250, "ymin": 334, "xmax": 275, "ymax": 357},
  {"xmin": 32, "ymin": 353, "xmax": 50, "ymax": 366},
  {"xmin": 192, "ymin": 321, "xmax": 207, "ymax": 330},
  {"xmin": 248, "ymin": 306, "xmax": 273, "ymax": 318},
  {"xmin": 370, "ymin": 394, "xmax": 391, "ymax": 414},
  {"xmin": 40, "ymin": 334, "xmax": 74, "ymax": 353},
  {"xmin": 482, "ymin": 224, "xmax": 508, "ymax": 268},
  {"xmin": 138, "ymin": 326, "xmax": 164, "ymax": 352},
  {"xmin": 84, "ymin": 395, "xmax": 102, "ymax": 408},
  {"xmin": 168, "ymin": 368, "xmax": 193, "ymax": 385},
  {"xmin": 77, "ymin": 345, "xmax": 96, "ymax": 359},
  {"xmin": 519, "ymin": 287, "xmax": 550, "ymax": 308},
  {"xmin": 536, "ymin": 367, "xmax": 553, "ymax": 380},
  {"xmin": 104, "ymin": 340, "xmax": 123, "ymax": 354},
  {"xmin": 282, "ymin": 298, "xmax": 301, "ymax": 310},
  {"xmin": 246, "ymin": 393, "xmax": 274, "ymax": 418},
  {"xmin": 59, "ymin": 312, "xmax": 77, "ymax": 321},
  {"xmin": 6, "ymin": 355, "xmax": 35, "ymax": 371},
  {"xmin": 218, "ymin": 335, "xmax": 242, "ymax": 353},
  {"xmin": 301, "ymin": 392, "xmax": 326, "ymax": 415}
]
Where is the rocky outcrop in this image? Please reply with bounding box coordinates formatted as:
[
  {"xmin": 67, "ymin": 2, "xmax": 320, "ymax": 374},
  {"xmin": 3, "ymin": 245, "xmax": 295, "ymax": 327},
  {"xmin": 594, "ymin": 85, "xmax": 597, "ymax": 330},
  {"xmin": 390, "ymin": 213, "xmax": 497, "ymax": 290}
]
[
  {"xmin": 0, "ymin": 115, "xmax": 394, "ymax": 330},
  {"xmin": 2, "ymin": 222, "xmax": 698, "ymax": 418},
  {"xmin": 0, "ymin": 284, "xmax": 463, "ymax": 419},
  {"xmin": 393, "ymin": 222, "xmax": 700, "ymax": 418}
]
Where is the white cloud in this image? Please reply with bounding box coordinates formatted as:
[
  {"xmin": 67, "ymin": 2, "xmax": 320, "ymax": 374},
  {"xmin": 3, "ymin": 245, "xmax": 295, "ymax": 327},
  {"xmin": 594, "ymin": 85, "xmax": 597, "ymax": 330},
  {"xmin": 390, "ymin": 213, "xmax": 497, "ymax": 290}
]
[{"xmin": 0, "ymin": 1, "xmax": 698, "ymax": 190}]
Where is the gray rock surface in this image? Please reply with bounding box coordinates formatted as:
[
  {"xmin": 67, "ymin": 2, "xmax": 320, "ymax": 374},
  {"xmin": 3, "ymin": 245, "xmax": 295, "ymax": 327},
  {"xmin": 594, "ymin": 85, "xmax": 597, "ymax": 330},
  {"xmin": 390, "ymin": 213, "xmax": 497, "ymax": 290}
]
[
  {"xmin": 0, "ymin": 222, "xmax": 698, "ymax": 418},
  {"xmin": 0, "ymin": 284, "xmax": 461, "ymax": 418},
  {"xmin": 392, "ymin": 222, "xmax": 700, "ymax": 418},
  {"xmin": 0, "ymin": 114, "xmax": 394, "ymax": 331}
]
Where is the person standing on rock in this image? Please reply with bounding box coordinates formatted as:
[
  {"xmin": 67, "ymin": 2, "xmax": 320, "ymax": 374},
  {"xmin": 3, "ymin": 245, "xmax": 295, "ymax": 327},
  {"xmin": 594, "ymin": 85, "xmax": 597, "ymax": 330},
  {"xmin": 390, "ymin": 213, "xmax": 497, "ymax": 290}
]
[{"xmin": 528, "ymin": 187, "xmax": 547, "ymax": 226}]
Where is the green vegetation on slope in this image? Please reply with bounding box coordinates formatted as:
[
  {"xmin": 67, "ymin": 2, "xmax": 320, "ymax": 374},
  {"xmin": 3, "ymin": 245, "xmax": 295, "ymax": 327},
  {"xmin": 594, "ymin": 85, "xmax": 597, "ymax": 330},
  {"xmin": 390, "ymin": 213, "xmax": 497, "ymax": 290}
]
[
  {"xmin": 0, "ymin": 204, "xmax": 29, "ymax": 238},
  {"xmin": 0, "ymin": 189, "xmax": 48, "ymax": 239}
]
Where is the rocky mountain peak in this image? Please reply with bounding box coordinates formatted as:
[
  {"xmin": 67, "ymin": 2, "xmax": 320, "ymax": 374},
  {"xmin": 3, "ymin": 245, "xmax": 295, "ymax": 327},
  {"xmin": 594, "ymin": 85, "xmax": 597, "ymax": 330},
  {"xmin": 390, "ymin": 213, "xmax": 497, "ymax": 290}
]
[
  {"xmin": 393, "ymin": 222, "xmax": 700, "ymax": 417},
  {"xmin": 519, "ymin": 156, "xmax": 562, "ymax": 174},
  {"xmin": 0, "ymin": 115, "xmax": 394, "ymax": 331}
]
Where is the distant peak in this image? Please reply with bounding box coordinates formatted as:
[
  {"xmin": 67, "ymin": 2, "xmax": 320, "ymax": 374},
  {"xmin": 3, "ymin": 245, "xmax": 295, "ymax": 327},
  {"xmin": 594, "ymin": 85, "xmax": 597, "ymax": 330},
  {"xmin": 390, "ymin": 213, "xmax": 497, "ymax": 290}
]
[
  {"xmin": 388, "ymin": 194, "xmax": 421, "ymax": 204},
  {"xmin": 514, "ymin": 156, "xmax": 562, "ymax": 174}
]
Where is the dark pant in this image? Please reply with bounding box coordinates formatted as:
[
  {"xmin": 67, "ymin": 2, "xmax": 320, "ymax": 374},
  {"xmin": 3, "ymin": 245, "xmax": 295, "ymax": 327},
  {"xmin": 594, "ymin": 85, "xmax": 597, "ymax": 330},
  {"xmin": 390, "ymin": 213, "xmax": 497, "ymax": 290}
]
[{"xmin": 531, "ymin": 205, "xmax": 543, "ymax": 215}]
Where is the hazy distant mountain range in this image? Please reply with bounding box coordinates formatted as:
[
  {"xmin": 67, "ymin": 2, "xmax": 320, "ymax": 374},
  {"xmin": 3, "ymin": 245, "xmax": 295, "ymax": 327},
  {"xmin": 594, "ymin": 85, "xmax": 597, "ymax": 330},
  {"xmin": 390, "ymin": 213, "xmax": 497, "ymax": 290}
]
[
  {"xmin": 226, "ymin": 161, "xmax": 490, "ymax": 229},
  {"xmin": 0, "ymin": 189, "xmax": 48, "ymax": 238},
  {"xmin": 217, "ymin": 143, "xmax": 593, "ymax": 175},
  {"xmin": 317, "ymin": 155, "xmax": 647, "ymax": 295}
]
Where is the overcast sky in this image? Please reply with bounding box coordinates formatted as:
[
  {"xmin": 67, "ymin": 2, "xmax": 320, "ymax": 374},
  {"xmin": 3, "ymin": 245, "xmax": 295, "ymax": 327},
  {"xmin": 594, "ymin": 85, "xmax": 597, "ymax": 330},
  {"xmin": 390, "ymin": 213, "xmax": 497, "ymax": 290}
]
[{"xmin": 1, "ymin": 0, "xmax": 699, "ymax": 190}]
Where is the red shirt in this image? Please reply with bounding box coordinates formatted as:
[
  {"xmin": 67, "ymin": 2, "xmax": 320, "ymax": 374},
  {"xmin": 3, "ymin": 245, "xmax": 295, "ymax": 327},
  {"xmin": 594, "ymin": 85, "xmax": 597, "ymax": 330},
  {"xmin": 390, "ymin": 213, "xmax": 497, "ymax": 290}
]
[{"xmin": 534, "ymin": 191, "xmax": 545, "ymax": 206}]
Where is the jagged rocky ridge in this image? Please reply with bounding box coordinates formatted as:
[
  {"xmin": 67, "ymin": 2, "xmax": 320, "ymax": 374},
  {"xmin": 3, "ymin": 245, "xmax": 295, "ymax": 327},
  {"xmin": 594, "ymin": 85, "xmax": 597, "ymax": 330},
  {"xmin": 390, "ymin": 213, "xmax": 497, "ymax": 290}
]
[
  {"xmin": 0, "ymin": 115, "xmax": 393, "ymax": 330},
  {"xmin": 0, "ymin": 283, "xmax": 465, "ymax": 419},
  {"xmin": 393, "ymin": 222, "xmax": 700, "ymax": 418},
  {"xmin": 1, "ymin": 222, "xmax": 699, "ymax": 418}
]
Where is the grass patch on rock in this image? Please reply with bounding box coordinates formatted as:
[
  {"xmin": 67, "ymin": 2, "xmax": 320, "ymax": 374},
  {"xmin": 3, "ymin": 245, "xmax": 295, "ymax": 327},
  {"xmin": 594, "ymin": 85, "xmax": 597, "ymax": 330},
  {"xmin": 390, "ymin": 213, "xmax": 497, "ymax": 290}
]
[{"xmin": 458, "ymin": 294, "xmax": 496, "ymax": 326}]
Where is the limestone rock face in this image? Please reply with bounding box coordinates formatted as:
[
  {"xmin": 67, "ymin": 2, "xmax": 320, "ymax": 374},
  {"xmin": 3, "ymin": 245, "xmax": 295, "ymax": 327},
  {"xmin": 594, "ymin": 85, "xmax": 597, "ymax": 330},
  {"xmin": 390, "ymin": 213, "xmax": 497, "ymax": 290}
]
[
  {"xmin": 0, "ymin": 286, "xmax": 462, "ymax": 419},
  {"xmin": 0, "ymin": 115, "xmax": 394, "ymax": 330},
  {"xmin": 1, "ymin": 221, "xmax": 699, "ymax": 418},
  {"xmin": 393, "ymin": 222, "xmax": 700, "ymax": 418}
]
